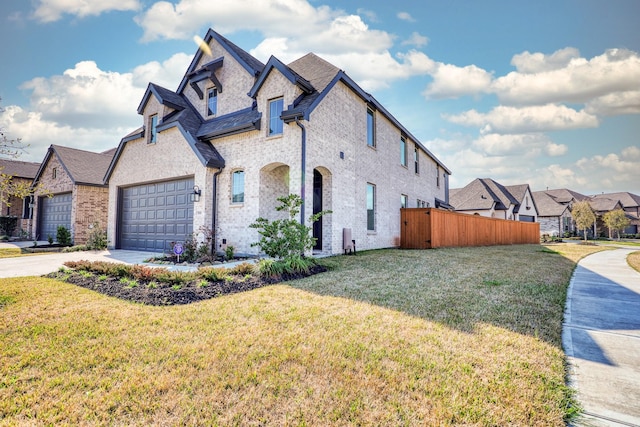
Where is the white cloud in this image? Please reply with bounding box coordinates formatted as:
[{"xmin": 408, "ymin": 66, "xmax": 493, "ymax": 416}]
[
  {"xmin": 510, "ymin": 47, "xmax": 581, "ymax": 73},
  {"xmin": 1, "ymin": 55, "xmax": 190, "ymax": 161},
  {"xmin": 419, "ymin": 137, "xmax": 638, "ymax": 194},
  {"xmin": 402, "ymin": 32, "xmax": 429, "ymax": 48},
  {"xmin": 0, "ymin": 106, "xmax": 127, "ymax": 161},
  {"xmin": 585, "ymin": 90, "xmax": 640, "ymax": 116},
  {"xmin": 356, "ymin": 8, "xmax": 378, "ymax": 23},
  {"xmin": 493, "ymin": 48, "xmax": 640, "ymax": 105},
  {"xmin": 472, "ymin": 133, "xmax": 568, "ymax": 157},
  {"xmin": 135, "ymin": 0, "xmax": 438, "ymax": 90},
  {"xmin": 397, "ymin": 12, "xmax": 416, "ymax": 22},
  {"xmin": 132, "ymin": 52, "xmax": 192, "ymax": 89},
  {"xmin": 423, "ymin": 63, "xmax": 493, "ymax": 99},
  {"xmin": 32, "ymin": 0, "xmax": 140, "ymax": 22},
  {"xmin": 135, "ymin": 0, "xmax": 337, "ymax": 42},
  {"xmin": 445, "ymin": 104, "xmax": 599, "ymax": 134}
]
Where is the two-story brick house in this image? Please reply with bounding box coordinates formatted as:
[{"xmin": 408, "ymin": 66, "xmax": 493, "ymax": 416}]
[{"xmin": 104, "ymin": 29, "xmax": 452, "ymax": 255}]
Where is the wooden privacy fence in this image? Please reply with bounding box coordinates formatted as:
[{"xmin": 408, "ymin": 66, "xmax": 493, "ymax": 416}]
[{"xmin": 400, "ymin": 208, "xmax": 540, "ymax": 249}]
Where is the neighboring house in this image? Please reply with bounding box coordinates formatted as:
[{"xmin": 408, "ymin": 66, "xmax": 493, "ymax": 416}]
[
  {"xmin": 104, "ymin": 28, "xmax": 452, "ymax": 255},
  {"xmin": 587, "ymin": 195, "xmax": 627, "ymax": 237},
  {"xmin": 449, "ymin": 178, "xmax": 537, "ymax": 221},
  {"xmin": 590, "ymin": 192, "xmax": 640, "ymax": 235},
  {"xmin": 32, "ymin": 145, "xmax": 115, "ymax": 244},
  {"xmin": 531, "ymin": 188, "xmax": 587, "ymax": 236},
  {"xmin": 0, "ymin": 158, "xmax": 40, "ymax": 237}
]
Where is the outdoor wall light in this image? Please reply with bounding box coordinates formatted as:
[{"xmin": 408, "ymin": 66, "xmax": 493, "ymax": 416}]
[{"xmin": 190, "ymin": 185, "xmax": 202, "ymax": 202}]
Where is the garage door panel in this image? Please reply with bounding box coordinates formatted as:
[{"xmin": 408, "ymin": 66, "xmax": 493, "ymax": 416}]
[
  {"xmin": 39, "ymin": 193, "xmax": 72, "ymax": 241},
  {"xmin": 119, "ymin": 178, "xmax": 194, "ymax": 251}
]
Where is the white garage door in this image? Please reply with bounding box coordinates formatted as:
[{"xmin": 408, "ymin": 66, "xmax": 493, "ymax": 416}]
[
  {"xmin": 39, "ymin": 193, "xmax": 72, "ymax": 241},
  {"xmin": 119, "ymin": 178, "xmax": 194, "ymax": 251}
]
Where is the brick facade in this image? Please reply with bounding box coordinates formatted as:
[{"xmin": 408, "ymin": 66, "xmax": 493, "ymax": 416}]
[{"xmin": 32, "ymin": 149, "xmax": 111, "ymax": 245}]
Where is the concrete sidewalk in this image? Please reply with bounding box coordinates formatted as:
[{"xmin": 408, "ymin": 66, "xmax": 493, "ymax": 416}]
[{"xmin": 563, "ymin": 248, "xmax": 640, "ymax": 426}]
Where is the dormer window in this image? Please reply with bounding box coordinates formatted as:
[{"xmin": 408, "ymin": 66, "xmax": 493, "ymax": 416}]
[
  {"xmin": 149, "ymin": 114, "xmax": 158, "ymax": 144},
  {"xmin": 268, "ymin": 97, "xmax": 284, "ymax": 136},
  {"xmin": 207, "ymin": 87, "xmax": 218, "ymax": 116}
]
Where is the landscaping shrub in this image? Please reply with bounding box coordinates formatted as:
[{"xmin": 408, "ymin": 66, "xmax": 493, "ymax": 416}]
[
  {"xmin": 199, "ymin": 267, "xmax": 227, "ymax": 282},
  {"xmin": 86, "ymin": 223, "xmax": 108, "ymax": 250},
  {"xmin": 56, "ymin": 226, "xmax": 72, "ymax": 246},
  {"xmin": 250, "ymin": 194, "xmax": 330, "ymax": 261},
  {"xmin": 228, "ymin": 262, "xmax": 255, "ymax": 276},
  {"xmin": 0, "ymin": 216, "xmax": 18, "ymax": 237}
]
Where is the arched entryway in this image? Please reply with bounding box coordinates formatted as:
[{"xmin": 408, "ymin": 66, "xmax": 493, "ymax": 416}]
[{"xmin": 259, "ymin": 163, "xmax": 290, "ymax": 221}]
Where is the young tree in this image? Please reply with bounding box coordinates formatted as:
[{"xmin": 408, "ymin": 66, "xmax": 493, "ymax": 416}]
[
  {"xmin": 571, "ymin": 200, "xmax": 596, "ymax": 241},
  {"xmin": 602, "ymin": 209, "xmax": 630, "ymax": 240},
  {"xmin": 250, "ymin": 194, "xmax": 330, "ymax": 261}
]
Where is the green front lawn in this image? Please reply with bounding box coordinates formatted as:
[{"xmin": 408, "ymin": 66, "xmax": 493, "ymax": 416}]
[{"xmin": 0, "ymin": 243, "xmax": 605, "ymax": 425}]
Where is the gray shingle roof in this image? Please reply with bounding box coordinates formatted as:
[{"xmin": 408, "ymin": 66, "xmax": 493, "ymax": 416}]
[
  {"xmin": 543, "ymin": 188, "xmax": 587, "ymax": 204},
  {"xmin": 0, "ymin": 159, "xmax": 40, "ymax": 179},
  {"xmin": 588, "ymin": 196, "xmax": 622, "ymax": 212},
  {"xmin": 531, "ymin": 191, "xmax": 569, "ymax": 217},
  {"xmin": 35, "ymin": 145, "xmax": 116, "ymax": 186},
  {"xmin": 450, "ymin": 178, "xmax": 531, "ymax": 212},
  {"xmin": 197, "ymin": 107, "xmax": 261, "ymax": 140},
  {"xmin": 591, "ymin": 192, "xmax": 640, "ymax": 209}
]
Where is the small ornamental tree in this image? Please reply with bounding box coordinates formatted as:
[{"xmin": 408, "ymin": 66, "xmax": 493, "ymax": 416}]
[
  {"xmin": 603, "ymin": 209, "xmax": 630, "ymax": 240},
  {"xmin": 250, "ymin": 194, "xmax": 331, "ymax": 261},
  {"xmin": 571, "ymin": 200, "xmax": 596, "ymax": 241}
]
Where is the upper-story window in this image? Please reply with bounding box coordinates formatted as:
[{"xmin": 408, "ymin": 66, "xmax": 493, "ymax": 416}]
[
  {"xmin": 207, "ymin": 88, "xmax": 218, "ymax": 116},
  {"xmin": 414, "ymin": 145, "xmax": 419, "ymax": 174},
  {"xmin": 367, "ymin": 108, "xmax": 375, "ymax": 147},
  {"xmin": 268, "ymin": 98, "xmax": 284, "ymax": 136},
  {"xmin": 400, "ymin": 136, "xmax": 407, "ymax": 167},
  {"xmin": 149, "ymin": 114, "xmax": 158, "ymax": 144},
  {"xmin": 52, "ymin": 167, "xmax": 57, "ymax": 179},
  {"xmin": 232, "ymin": 170, "xmax": 245, "ymax": 203},
  {"xmin": 436, "ymin": 165, "xmax": 440, "ymax": 187}
]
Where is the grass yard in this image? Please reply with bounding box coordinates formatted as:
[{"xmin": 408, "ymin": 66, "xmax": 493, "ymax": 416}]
[
  {"xmin": 628, "ymin": 251, "xmax": 640, "ymax": 273},
  {"xmin": 0, "ymin": 243, "xmax": 605, "ymax": 426}
]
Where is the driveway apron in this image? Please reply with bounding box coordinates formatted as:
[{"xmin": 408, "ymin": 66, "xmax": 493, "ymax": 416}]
[{"xmin": 563, "ymin": 248, "xmax": 640, "ymax": 426}]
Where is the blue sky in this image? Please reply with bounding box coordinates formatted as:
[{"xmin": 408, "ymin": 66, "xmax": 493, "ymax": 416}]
[{"xmin": 1, "ymin": 0, "xmax": 638, "ymax": 195}]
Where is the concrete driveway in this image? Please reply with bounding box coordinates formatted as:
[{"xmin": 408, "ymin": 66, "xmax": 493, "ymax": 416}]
[
  {"xmin": 563, "ymin": 248, "xmax": 640, "ymax": 426},
  {"xmin": 0, "ymin": 241, "xmax": 165, "ymax": 278}
]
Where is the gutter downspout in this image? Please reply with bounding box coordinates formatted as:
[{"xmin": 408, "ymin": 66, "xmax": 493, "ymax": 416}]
[
  {"xmin": 295, "ymin": 116, "xmax": 306, "ymax": 226},
  {"xmin": 212, "ymin": 168, "xmax": 223, "ymax": 255}
]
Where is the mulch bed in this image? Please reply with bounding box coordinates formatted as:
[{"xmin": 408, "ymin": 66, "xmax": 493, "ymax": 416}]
[{"xmin": 45, "ymin": 265, "xmax": 326, "ymax": 306}]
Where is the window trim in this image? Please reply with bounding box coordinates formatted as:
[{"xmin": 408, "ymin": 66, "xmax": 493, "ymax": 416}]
[
  {"xmin": 52, "ymin": 167, "xmax": 57, "ymax": 179},
  {"xmin": 268, "ymin": 97, "xmax": 284, "ymax": 137},
  {"xmin": 231, "ymin": 170, "xmax": 245, "ymax": 204},
  {"xmin": 207, "ymin": 87, "xmax": 218, "ymax": 117},
  {"xmin": 367, "ymin": 183, "xmax": 376, "ymax": 231},
  {"xmin": 400, "ymin": 135, "xmax": 407, "ymax": 167},
  {"xmin": 436, "ymin": 165, "xmax": 440, "ymax": 188},
  {"xmin": 366, "ymin": 108, "xmax": 376, "ymax": 148},
  {"xmin": 401, "ymin": 194, "xmax": 408, "ymax": 209},
  {"xmin": 414, "ymin": 144, "xmax": 419, "ymax": 174}
]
